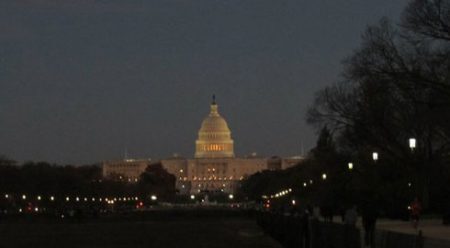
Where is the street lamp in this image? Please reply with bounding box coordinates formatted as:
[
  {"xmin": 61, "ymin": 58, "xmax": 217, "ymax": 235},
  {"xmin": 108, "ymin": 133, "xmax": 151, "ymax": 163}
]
[
  {"xmin": 409, "ymin": 138, "xmax": 416, "ymax": 150},
  {"xmin": 348, "ymin": 162, "xmax": 354, "ymax": 170},
  {"xmin": 372, "ymin": 152, "xmax": 379, "ymax": 162}
]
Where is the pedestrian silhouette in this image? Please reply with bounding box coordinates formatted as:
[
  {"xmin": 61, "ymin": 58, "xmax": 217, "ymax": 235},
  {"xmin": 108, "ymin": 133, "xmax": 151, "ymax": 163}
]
[
  {"xmin": 410, "ymin": 197, "xmax": 422, "ymax": 229},
  {"xmin": 361, "ymin": 198, "xmax": 378, "ymax": 247}
]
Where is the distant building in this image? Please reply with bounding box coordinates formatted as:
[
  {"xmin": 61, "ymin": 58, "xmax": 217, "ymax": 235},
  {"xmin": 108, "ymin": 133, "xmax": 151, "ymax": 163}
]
[
  {"xmin": 102, "ymin": 96, "xmax": 304, "ymax": 194},
  {"xmin": 102, "ymin": 159, "xmax": 150, "ymax": 182}
]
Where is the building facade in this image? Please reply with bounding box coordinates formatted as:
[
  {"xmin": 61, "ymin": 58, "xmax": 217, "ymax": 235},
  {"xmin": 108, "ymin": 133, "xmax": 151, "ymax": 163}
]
[{"xmin": 102, "ymin": 97, "xmax": 303, "ymax": 194}]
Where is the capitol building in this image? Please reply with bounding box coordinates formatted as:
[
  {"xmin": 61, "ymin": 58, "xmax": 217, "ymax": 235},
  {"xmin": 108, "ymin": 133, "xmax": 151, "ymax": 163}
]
[{"xmin": 102, "ymin": 96, "xmax": 303, "ymax": 194}]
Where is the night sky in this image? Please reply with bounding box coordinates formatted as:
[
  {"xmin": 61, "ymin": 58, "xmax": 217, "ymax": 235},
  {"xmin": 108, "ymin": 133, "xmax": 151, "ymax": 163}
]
[{"xmin": 0, "ymin": 0, "xmax": 409, "ymax": 165}]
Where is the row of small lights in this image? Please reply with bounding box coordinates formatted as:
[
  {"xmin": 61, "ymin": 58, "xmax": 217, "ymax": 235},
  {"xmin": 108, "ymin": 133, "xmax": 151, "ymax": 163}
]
[
  {"xmin": 192, "ymin": 176, "xmax": 244, "ymax": 181},
  {"xmin": 259, "ymin": 139, "xmax": 417, "ymax": 208},
  {"xmin": 261, "ymin": 188, "xmax": 292, "ymax": 199},
  {"xmin": 346, "ymin": 138, "xmax": 416, "ymax": 170},
  {"xmin": 187, "ymin": 194, "xmax": 234, "ymax": 200},
  {"xmin": 302, "ymin": 139, "xmax": 417, "ymax": 184},
  {"xmin": 3, "ymin": 194, "xmax": 139, "ymax": 202},
  {"xmin": 118, "ymin": 176, "xmax": 139, "ymax": 182}
]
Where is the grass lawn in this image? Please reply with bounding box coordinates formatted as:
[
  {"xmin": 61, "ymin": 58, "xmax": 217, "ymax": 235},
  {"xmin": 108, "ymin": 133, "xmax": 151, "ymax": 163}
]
[{"xmin": 0, "ymin": 210, "xmax": 282, "ymax": 248}]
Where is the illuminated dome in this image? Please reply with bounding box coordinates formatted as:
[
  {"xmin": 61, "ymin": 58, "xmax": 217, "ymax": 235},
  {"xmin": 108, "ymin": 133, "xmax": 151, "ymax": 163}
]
[{"xmin": 195, "ymin": 96, "xmax": 235, "ymax": 158}]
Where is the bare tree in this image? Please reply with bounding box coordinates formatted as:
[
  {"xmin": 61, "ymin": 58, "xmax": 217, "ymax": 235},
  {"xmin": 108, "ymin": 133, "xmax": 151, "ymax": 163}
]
[{"xmin": 307, "ymin": 0, "xmax": 450, "ymax": 210}]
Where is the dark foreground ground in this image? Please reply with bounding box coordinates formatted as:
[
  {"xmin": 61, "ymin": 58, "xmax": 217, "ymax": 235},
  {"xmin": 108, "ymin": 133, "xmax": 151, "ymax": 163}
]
[{"xmin": 0, "ymin": 210, "xmax": 282, "ymax": 248}]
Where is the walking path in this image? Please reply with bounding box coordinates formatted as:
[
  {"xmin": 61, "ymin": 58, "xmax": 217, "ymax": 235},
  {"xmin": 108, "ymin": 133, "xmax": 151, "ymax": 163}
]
[{"xmin": 375, "ymin": 219, "xmax": 450, "ymax": 241}]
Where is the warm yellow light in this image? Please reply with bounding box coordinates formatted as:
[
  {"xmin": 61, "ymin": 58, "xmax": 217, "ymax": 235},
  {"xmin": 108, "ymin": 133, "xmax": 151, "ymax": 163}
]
[
  {"xmin": 37, "ymin": 196, "xmax": 42, "ymax": 200},
  {"xmin": 5, "ymin": 194, "xmax": 9, "ymax": 199},
  {"xmin": 322, "ymin": 173, "xmax": 327, "ymax": 180},
  {"xmin": 151, "ymin": 195, "xmax": 157, "ymax": 201},
  {"xmin": 292, "ymin": 200, "xmax": 296, "ymax": 205},
  {"xmin": 66, "ymin": 197, "xmax": 70, "ymax": 202},
  {"xmin": 22, "ymin": 195, "xmax": 26, "ymax": 200},
  {"xmin": 348, "ymin": 162, "xmax": 353, "ymax": 170},
  {"xmin": 190, "ymin": 195, "xmax": 195, "ymax": 200},
  {"xmin": 228, "ymin": 194, "xmax": 234, "ymax": 200}
]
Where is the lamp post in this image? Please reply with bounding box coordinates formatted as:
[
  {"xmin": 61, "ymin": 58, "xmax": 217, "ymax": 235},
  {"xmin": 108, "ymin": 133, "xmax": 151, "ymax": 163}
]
[
  {"xmin": 372, "ymin": 152, "xmax": 379, "ymax": 162},
  {"xmin": 348, "ymin": 162, "xmax": 354, "ymax": 170},
  {"xmin": 409, "ymin": 138, "xmax": 416, "ymax": 151}
]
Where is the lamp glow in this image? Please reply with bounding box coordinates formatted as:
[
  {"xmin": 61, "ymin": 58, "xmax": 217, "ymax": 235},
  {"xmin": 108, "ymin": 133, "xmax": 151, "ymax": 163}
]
[
  {"xmin": 348, "ymin": 162, "xmax": 353, "ymax": 170},
  {"xmin": 372, "ymin": 152, "xmax": 379, "ymax": 161},
  {"xmin": 409, "ymin": 138, "xmax": 416, "ymax": 149}
]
